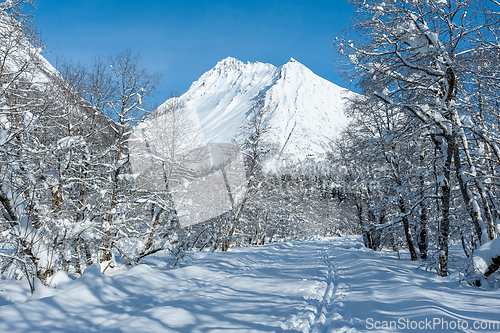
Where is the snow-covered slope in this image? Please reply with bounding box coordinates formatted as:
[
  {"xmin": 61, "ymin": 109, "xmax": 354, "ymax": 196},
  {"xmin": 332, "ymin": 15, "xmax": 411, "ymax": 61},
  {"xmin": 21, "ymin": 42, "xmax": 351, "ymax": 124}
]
[
  {"xmin": 1, "ymin": 237, "xmax": 499, "ymax": 332},
  {"xmin": 0, "ymin": 13, "xmax": 59, "ymax": 85},
  {"xmin": 156, "ymin": 57, "xmax": 350, "ymax": 162}
]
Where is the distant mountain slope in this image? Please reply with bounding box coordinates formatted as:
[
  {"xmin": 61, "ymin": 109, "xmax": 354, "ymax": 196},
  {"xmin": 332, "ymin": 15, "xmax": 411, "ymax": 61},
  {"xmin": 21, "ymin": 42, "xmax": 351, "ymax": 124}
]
[
  {"xmin": 156, "ymin": 57, "xmax": 350, "ymax": 162},
  {"xmin": 0, "ymin": 12, "xmax": 59, "ymax": 85}
]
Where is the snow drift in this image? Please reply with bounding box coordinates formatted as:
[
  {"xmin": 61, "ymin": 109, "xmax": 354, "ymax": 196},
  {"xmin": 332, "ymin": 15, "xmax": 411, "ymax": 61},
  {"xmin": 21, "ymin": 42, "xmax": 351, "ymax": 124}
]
[{"xmin": 473, "ymin": 237, "xmax": 500, "ymax": 276}]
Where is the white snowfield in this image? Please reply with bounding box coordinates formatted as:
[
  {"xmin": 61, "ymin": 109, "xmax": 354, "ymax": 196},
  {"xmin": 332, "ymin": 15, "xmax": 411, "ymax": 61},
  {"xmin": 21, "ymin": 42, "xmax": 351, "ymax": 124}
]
[{"xmin": 0, "ymin": 236, "xmax": 500, "ymax": 332}]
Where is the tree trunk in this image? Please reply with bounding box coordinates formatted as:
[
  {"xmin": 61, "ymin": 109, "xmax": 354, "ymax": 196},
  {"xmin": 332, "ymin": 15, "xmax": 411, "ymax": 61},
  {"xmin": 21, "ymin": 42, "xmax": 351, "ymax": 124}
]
[
  {"xmin": 399, "ymin": 197, "xmax": 418, "ymax": 261},
  {"xmin": 451, "ymin": 135, "xmax": 485, "ymax": 244},
  {"xmin": 418, "ymin": 208, "xmax": 428, "ymax": 260},
  {"xmin": 418, "ymin": 155, "xmax": 428, "ymax": 260},
  {"xmin": 437, "ymin": 136, "xmax": 453, "ymax": 277}
]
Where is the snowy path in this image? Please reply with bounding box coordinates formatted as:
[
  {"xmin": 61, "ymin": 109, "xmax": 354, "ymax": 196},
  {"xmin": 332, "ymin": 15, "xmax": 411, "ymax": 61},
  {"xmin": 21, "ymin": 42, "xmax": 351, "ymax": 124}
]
[
  {"xmin": 281, "ymin": 239, "xmax": 359, "ymax": 333},
  {"xmin": 1, "ymin": 236, "xmax": 500, "ymax": 332}
]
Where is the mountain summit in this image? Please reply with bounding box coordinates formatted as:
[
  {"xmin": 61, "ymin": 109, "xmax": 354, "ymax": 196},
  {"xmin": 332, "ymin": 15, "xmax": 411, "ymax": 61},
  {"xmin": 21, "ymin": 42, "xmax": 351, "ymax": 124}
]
[{"xmin": 156, "ymin": 57, "xmax": 349, "ymax": 162}]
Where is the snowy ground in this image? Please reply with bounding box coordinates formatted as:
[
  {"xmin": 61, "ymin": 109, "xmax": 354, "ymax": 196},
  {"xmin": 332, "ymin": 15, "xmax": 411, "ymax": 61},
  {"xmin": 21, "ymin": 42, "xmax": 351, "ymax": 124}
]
[{"xmin": 0, "ymin": 236, "xmax": 499, "ymax": 332}]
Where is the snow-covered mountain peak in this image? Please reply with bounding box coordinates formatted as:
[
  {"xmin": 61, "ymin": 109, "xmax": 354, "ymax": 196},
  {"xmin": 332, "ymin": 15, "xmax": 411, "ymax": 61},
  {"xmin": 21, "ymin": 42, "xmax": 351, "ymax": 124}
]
[
  {"xmin": 212, "ymin": 56, "xmax": 245, "ymax": 71},
  {"xmin": 283, "ymin": 57, "xmax": 307, "ymax": 69},
  {"xmin": 152, "ymin": 57, "xmax": 350, "ymax": 164},
  {"xmin": 203, "ymin": 56, "xmax": 275, "ymax": 80},
  {"xmin": 278, "ymin": 57, "xmax": 319, "ymax": 80},
  {"xmin": 183, "ymin": 57, "xmax": 276, "ymax": 102}
]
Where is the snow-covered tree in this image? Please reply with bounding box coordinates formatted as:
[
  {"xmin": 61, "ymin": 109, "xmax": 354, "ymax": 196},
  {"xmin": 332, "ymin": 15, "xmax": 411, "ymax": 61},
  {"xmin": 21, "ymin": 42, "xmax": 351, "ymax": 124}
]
[
  {"xmin": 125, "ymin": 96, "xmax": 205, "ymax": 265},
  {"xmin": 337, "ymin": 0, "xmax": 500, "ymax": 275},
  {"xmin": 88, "ymin": 50, "xmax": 161, "ymax": 264},
  {"xmin": 0, "ymin": 0, "xmax": 64, "ymax": 289}
]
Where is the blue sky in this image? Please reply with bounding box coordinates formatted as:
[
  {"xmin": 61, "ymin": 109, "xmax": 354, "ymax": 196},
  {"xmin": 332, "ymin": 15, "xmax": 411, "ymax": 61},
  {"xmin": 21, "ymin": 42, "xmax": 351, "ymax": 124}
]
[{"xmin": 35, "ymin": 0, "xmax": 353, "ymax": 107}]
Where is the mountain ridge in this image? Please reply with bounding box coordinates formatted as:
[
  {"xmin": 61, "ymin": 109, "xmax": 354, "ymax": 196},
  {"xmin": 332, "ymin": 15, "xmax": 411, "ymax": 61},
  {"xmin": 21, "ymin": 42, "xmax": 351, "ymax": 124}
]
[{"xmin": 156, "ymin": 56, "xmax": 350, "ymax": 163}]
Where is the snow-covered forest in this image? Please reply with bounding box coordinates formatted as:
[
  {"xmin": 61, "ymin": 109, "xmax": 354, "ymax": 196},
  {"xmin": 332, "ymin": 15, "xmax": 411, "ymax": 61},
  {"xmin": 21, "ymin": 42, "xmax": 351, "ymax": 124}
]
[
  {"xmin": 2, "ymin": 0, "xmax": 500, "ymax": 331},
  {"xmin": 335, "ymin": 0, "xmax": 500, "ymax": 282},
  {"xmin": 0, "ymin": 0, "xmax": 356, "ymax": 292}
]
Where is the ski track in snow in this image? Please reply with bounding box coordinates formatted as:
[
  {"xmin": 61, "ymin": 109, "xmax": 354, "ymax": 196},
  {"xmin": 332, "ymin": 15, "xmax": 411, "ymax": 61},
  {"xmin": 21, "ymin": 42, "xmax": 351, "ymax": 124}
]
[
  {"xmin": 282, "ymin": 239, "xmax": 358, "ymax": 333},
  {"xmin": 313, "ymin": 246, "xmax": 351, "ymax": 333}
]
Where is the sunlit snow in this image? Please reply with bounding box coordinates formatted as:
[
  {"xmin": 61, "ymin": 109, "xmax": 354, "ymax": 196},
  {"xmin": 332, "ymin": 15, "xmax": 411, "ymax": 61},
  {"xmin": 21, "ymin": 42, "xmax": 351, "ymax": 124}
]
[{"xmin": 0, "ymin": 237, "xmax": 499, "ymax": 332}]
